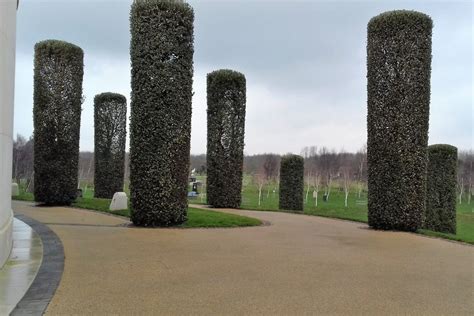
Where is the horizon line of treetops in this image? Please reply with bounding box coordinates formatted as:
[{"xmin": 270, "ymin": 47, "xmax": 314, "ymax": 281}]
[{"xmin": 13, "ymin": 133, "xmax": 474, "ymax": 204}]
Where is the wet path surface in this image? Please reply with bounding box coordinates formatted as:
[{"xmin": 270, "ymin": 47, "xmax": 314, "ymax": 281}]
[{"xmin": 0, "ymin": 218, "xmax": 42, "ymax": 315}]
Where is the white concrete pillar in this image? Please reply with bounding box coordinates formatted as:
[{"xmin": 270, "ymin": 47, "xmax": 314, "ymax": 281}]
[{"xmin": 0, "ymin": 0, "xmax": 17, "ymax": 268}]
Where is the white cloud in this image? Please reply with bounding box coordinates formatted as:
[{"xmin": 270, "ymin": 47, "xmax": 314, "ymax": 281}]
[{"xmin": 12, "ymin": 0, "xmax": 473, "ymax": 155}]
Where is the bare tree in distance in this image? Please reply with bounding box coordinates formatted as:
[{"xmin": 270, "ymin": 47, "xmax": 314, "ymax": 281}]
[
  {"xmin": 305, "ymin": 172, "xmax": 312, "ymax": 204},
  {"xmin": 340, "ymin": 158, "xmax": 353, "ymax": 208},
  {"xmin": 263, "ymin": 154, "xmax": 279, "ymax": 198},
  {"xmin": 253, "ymin": 171, "xmax": 267, "ymax": 207},
  {"xmin": 356, "ymin": 144, "xmax": 367, "ymax": 199},
  {"xmin": 458, "ymin": 150, "xmax": 473, "ymax": 205},
  {"xmin": 318, "ymin": 147, "xmax": 340, "ymax": 201},
  {"xmin": 312, "ymin": 172, "xmax": 322, "ymax": 207},
  {"xmin": 12, "ymin": 134, "xmax": 34, "ymax": 186}
]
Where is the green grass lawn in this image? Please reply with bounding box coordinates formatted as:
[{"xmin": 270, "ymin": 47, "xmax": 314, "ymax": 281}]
[
  {"xmin": 14, "ymin": 179, "xmax": 473, "ymax": 243},
  {"xmin": 12, "ymin": 192, "xmax": 261, "ymax": 228},
  {"xmin": 190, "ymin": 177, "xmax": 473, "ymax": 244}
]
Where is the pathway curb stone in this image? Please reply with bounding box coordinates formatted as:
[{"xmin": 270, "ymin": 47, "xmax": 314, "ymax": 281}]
[{"xmin": 11, "ymin": 214, "xmax": 64, "ymax": 316}]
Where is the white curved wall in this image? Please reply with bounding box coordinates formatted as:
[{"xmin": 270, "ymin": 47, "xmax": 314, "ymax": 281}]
[{"xmin": 0, "ymin": 0, "xmax": 17, "ymax": 268}]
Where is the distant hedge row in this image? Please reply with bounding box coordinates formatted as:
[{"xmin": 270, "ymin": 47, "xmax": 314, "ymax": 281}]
[
  {"xmin": 367, "ymin": 10, "xmax": 432, "ymax": 231},
  {"xmin": 206, "ymin": 69, "xmax": 247, "ymax": 208},
  {"xmin": 425, "ymin": 144, "xmax": 458, "ymax": 234},
  {"xmin": 33, "ymin": 40, "xmax": 84, "ymax": 206},
  {"xmin": 279, "ymin": 155, "xmax": 304, "ymax": 211},
  {"xmin": 129, "ymin": 0, "xmax": 194, "ymax": 226},
  {"xmin": 94, "ymin": 93, "xmax": 127, "ymax": 199}
]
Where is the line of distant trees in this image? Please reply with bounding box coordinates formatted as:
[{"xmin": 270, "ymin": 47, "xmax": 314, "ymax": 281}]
[{"xmin": 12, "ymin": 134, "xmax": 473, "ymax": 205}]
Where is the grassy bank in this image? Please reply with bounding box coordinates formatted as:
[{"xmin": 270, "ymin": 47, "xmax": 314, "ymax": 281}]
[
  {"xmin": 14, "ymin": 179, "xmax": 473, "ymax": 243},
  {"xmin": 189, "ymin": 176, "xmax": 473, "ymax": 244},
  {"xmin": 12, "ymin": 192, "xmax": 261, "ymax": 228}
]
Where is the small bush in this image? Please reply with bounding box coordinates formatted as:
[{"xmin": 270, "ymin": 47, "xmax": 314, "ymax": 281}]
[
  {"xmin": 129, "ymin": 0, "xmax": 194, "ymax": 226},
  {"xmin": 94, "ymin": 93, "xmax": 127, "ymax": 199},
  {"xmin": 33, "ymin": 40, "xmax": 83, "ymax": 205},
  {"xmin": 425, "ymin": 144, "xmax": 457, "ymax": 234},
  {"xmin": 367, "ymin": 10, "xmax": 432, "ymax": 231},
  {"xmin": 206, "ymin": 69, "xmax": 247, "ymax": 208},
  {"xmin": 279, "ymin": 155, "xmax": 304, "ymax": 211}
]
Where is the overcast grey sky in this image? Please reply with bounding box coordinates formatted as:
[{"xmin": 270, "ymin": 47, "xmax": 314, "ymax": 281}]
[{"xmin": 13, "ymin": 0, "xmax": 473, "ymax": 154}]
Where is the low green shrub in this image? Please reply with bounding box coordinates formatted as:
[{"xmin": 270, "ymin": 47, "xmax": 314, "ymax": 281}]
[
  {"xmin": 425, "ymin": 144, "xmax": 458, "ymax": 234},
  {"xmin": 367, "ymin": 10, "xmax": 432, "ymax": 231},
  {"xmin": 206, "ymin": 69, "xmax": 247, "ymax": 208},
  {"xmin": 129, "ymin": 0, "xmax": 194, "ymax": 226},
  {"xmin": 94, "ymin": 93, "xmax": 127, "ymax": 199},
  {"xmin": 33, "ymin": 40, "xmax": 84, "ymax": 205},
  {"xmin": 279, "ymin": 155, "xmax": 304, "ymax": 211}
]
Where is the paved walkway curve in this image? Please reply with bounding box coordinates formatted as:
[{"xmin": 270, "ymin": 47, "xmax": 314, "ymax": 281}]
[{"xmin": 13, "ymin": 201, "xmax": 473, "ymax": 315}]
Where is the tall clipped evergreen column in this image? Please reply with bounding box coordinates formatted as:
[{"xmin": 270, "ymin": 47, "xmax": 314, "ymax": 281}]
[
  {"xmin": 129, "ymin": 0, "xmax": 194, "ymax": 226},
  {"xmin": 279, "ymin": 155, "xmax": 304, "ymax": 212},
  {"xmin": 367, "ymin": 11, "xmax": 432, "ymax": 231},
  {"xmin": 94, "ymin": 93, "xmax": 127, "ymax": 199},
  {"xmin": 33, "ymin": 40, "xmax": 83, "ymax": 205},
  {"xmin": 207, "ymin": 70, "xmax": 247, "ymax": 208},
  {"xmin": 425, "ymin": 144, "xmax": 458, "ymax": 234}
]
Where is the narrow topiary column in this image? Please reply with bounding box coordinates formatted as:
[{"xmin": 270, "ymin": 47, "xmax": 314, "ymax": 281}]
[
  {"xmin": 207, "ymin": 69, "xmax": 247, "ymax": 208},
  {"xmin": 367, "ymin": 10, "xmax": 432, "ymax": 231},
  {"xmin": 425, "ymin": 144, "xmax": 458, "ymax": 234},
  {"xmin": 279, "ymin": 155, "xmax": 304, "ymax": 212},
  {"xmin": 33, "ymin": 40, "xmax": 84, "ymax": 205},
  {"xmin": 94, "ymin": 93, "xmax": 127, "ymax": 199},
  {"xmin": 129, "ymin": 0, "xmax": 194, "ymax": 226}
]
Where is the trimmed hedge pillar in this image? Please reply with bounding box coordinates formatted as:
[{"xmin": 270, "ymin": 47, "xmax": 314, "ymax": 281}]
[
  {"xmin": 94, "ymin": 93, "xmax": 127, "ymax": 199},
  {"xmin": 206, "ymin": 69, "xmax": 247, "ymax": 208},
  {"xmin": 367, "ymin": 10, "xmax": 432, "ymax": 231},
  {"xmin": 425, "ymin": 144, "xmax": 458, "ymax": 234},
  {"xmin": 129, "ymin": 0, "xmax": 194, "ymax": 226},
  {"xmin": 33, "ymin": 40, "xmax": 84, "ymax": 205},
  {"xmin": 279, "ymin": 155, "xmax": 304, "ymax": 211}
]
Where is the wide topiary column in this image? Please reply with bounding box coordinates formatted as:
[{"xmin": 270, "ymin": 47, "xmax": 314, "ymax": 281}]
[
  {"xmin": 129, "ymin": 0, "xmax": 194, "ymax": 226},
  {"xmin": 94, "ymin": 93, "xmax": 127, "ymax": 199},
  {"xmin": 33, "ymin": 40, "xmax": 83, "ymax": 205},
  {"xmin": 207, "ymin": 69, "xmax": 247, "ymax": 208},
  {"xmin": 279, "ymin": 155, "xmax": 304, "ymax": 211},
  {"xmin": 367, "ymin": 10, "xmax": 432, "ymax": 231},
  {"xmin": 425, "ymin": 144, "xmax": 458, "ymax": 234}
]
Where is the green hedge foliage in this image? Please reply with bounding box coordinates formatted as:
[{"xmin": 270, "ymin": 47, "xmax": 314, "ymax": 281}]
[
  {"xmin": 33, "ymin": 40, "xmax": 84, "ymax": 205},
  {"xmin": 206, "ymin": 69, "xmax": 247, "ymax": 208},
  {"xmin": 129, "ymin": 0, "xmax": 194, "ymax": 226},
  {"xmin": 425, "ymin": 144, "xmax": 458, "ymax": 234},
  {"xmin": 94, "ymin": 93, "xmax": 127, "ymax": 199},
  {"xmin": 367, "ymin": 10, "xmax": 432, "ymax": 231},
  {"xmin": 279, "ymin": 155, "xmax": 304, "ymax": 211}
]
